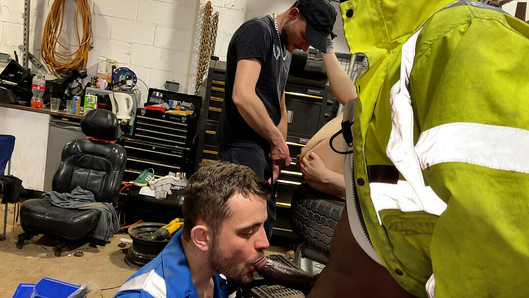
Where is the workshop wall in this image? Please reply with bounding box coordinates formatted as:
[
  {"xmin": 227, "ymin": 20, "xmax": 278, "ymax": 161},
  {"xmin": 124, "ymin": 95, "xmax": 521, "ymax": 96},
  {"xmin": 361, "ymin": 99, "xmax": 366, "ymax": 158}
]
[
  {"xmin": 0, "ymin": 0, "xmax": 246, "ymax": 100},
  {"xmin": 0, "ymin": 0, "xmax": 527, "ymax": 101}
]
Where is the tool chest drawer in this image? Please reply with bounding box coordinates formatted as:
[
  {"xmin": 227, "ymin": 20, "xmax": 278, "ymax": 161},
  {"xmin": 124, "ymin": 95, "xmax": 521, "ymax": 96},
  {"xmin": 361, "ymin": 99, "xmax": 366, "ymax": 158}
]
[{"xmin": 121, "ymin": 91, "xmax": 203, "ymax": 181}]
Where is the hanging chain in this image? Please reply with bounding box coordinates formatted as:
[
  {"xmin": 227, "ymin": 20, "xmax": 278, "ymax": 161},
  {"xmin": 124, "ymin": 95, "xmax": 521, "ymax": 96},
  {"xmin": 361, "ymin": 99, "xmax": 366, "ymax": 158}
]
[
  {"xmin": 195, "ymin": 1, "xmax": 219, "ymax": 95},
  {"xmin": 195, "ymin": 1, "xmax": 212, "ymax": 95},
  {"xmin": 209, "ymin": 12, "xmax": 219, "ymax": 60}
]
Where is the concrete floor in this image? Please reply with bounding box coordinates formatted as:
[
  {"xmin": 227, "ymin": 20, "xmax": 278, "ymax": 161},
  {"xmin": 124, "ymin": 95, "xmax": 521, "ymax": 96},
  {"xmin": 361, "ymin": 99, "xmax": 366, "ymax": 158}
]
[
  {"xmin": 0, "ymin": 203, "xmax": 295, "ymax": 298},
  {"xmin": 0, "ymin": 203, "xmax": 137, "ymax": 297}
]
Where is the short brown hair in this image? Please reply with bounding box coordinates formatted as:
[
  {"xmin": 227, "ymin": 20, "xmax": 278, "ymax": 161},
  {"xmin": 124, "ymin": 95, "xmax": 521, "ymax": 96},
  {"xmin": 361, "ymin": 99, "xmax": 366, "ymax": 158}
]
[{"xmin": 181, "ymin": 160, "xmax": 271, "ymax": 241}]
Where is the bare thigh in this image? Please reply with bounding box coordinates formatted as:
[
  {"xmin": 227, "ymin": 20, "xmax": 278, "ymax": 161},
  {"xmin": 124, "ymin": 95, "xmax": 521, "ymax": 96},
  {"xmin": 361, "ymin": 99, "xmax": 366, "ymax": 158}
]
[{"xmin": 308, "ymin": 205, "xmax": 415, "ymax": 298}]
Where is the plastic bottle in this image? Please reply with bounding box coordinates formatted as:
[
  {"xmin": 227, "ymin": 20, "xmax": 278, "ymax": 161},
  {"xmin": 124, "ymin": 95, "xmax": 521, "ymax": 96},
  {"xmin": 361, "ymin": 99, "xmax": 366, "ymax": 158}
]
[{"xmin": 30, "ymin": 73, "xmax": 46, "ymax": 109}]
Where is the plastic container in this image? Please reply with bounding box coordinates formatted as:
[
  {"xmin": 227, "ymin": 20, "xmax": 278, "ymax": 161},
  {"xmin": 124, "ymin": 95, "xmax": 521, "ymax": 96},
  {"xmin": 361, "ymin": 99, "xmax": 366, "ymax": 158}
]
[
  {"xmin": 83, "ymin": 94, "xmax": 97, "ymax": 114},
  {"xmin": 12, "ymin": 283, "xmax": 34, "ymax": 298},
  {"xmin": 13, "ymin": 277, "xmax": 80, "ymax": 298},
  {"xmin": 30, "ymin": 73, "xmax": 46, "ymax": 109},
  {"xmin": 50, "ymin": 97, "xmax": 60, "ymax": 112}
]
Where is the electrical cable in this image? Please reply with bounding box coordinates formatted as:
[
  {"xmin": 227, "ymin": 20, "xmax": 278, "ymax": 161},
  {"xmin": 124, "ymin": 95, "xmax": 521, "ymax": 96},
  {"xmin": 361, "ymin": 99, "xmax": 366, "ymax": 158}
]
[
  {"xmin": 121, "ymin": 220, "xmax": 142, "ymax": 230},
  {"xmin": 137, "ymin": 78, "xmax": 149, "ymax": 92},
  {"xmin": 40, "ymin": 0, "xmax": 92, "ymax": 76},
  {"xmin": 329, "ymin": 120, "xmax": 354, "ymax": 154},
  {"xmin": 100, "ymin": 285, "xmax": 122, "ymax": 291}
]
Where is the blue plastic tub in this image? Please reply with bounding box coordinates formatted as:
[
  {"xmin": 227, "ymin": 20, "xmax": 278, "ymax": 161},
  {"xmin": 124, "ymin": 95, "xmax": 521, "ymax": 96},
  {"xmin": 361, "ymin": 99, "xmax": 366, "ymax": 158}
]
[
  {"xmin": 13, "ymin": 277, "xmax": 80, "ymax": 298},
  {"xmin": 12, "ymin": 283, "xmax": 34, "ymax": 298}
]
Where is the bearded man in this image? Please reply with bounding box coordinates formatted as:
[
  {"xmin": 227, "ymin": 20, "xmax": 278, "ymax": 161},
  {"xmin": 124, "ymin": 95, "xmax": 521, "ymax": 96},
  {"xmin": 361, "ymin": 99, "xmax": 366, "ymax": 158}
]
[
  {"xmin": 217, "ymin": 0, "xmax": 337, "ymax": 239},
  {"xmin": 115, "ymin": 161, "xmax": 271, "ymax": 298}
]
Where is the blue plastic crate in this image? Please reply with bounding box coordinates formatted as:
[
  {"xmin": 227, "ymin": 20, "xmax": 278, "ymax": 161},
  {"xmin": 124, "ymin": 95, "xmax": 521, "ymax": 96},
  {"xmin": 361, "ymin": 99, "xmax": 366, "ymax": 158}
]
[
  {"xmin": 13, "ymin": 277, "xmax": 80, "ymax": 298},
  {"xmin": 12, "ymin": 283, "xmax": 35, "ymax": 298}
]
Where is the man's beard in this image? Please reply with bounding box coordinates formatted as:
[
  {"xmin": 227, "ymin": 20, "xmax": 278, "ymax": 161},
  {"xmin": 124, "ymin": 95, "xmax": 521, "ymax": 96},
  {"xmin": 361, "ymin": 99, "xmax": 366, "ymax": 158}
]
[{"xmin": 208, "ymin": 237, "xmax": 261, "ymax": 284}]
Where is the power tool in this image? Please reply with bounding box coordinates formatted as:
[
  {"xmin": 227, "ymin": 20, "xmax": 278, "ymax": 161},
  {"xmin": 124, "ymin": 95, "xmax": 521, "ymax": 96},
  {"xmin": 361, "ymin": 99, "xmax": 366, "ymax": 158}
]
[{"xmin": 150, "ymin": 218, "xmax": 184, "ymax": 240}]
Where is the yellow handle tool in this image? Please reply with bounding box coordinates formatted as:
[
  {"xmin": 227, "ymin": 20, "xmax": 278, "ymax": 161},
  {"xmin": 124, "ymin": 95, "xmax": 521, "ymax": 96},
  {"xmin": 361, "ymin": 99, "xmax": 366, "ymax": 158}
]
[{"xmin": 150, "ymin": 218, "xmax": 184, "ymax": 240}]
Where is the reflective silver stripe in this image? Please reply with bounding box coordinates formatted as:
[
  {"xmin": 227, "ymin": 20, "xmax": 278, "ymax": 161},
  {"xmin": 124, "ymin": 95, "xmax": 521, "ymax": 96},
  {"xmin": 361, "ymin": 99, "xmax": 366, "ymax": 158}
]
[
  {"xmin": 118, "ymin": 269, "xmax": 167, "ymax": 298},
  {"xmin": 386, "ymin": 27, "xmax": 448, "ymax": 218},
  {"xmin": 426, "ymin": 274, "xmax": 436, "ymax": 298},
  {"xmin": 416, "ymin": 122, "xmax": 529, "ymax": 174},
  {"xmin": 446, "ymin": 0, "xmax": 503, "ymax": 13},
  {"xmin": 370, "ymin": 181, "xmax": 446, "ymax": 224}
]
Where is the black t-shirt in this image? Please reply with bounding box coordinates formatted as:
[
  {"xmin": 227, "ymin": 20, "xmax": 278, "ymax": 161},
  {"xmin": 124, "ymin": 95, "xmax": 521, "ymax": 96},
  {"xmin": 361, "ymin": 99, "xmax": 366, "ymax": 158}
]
[{"xmin": 217, "ymin": 16, "xmax": 291, "ymax": 148}]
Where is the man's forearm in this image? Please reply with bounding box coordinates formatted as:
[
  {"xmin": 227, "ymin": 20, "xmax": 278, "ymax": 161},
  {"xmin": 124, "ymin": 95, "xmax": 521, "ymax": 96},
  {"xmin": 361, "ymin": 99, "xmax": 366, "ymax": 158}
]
[
  {"xmin": 278, "ymin": 93, "xmax": 288, "ymax": 141},
  {"xmin": 234, "ymin": 92, "xmax": 285, "ymax": 146},
  {"xmin": 322, "ymin": 53, "xmax": 357, "ymax": 105},
  {"xmin": 233, "ymin": 58, "xmax": 286, "ymax": 147},
  {"xmin": 308, "ymin": 169, "xmax": 346, "ymax": 199}
]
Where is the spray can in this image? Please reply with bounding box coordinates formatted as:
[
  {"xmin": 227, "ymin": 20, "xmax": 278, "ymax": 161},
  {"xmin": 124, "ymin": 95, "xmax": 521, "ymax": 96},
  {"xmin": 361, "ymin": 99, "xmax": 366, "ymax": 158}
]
[{"xmin": 72, "ymin": 96, "xmax": 81, "ymax": 115}]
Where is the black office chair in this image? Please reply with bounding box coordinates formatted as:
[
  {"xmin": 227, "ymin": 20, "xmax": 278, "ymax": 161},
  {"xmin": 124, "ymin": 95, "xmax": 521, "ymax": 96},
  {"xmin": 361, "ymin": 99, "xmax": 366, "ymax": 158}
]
[{"xmin": 17, "ymin": 109, "xmax": 127, "ymax": 256}]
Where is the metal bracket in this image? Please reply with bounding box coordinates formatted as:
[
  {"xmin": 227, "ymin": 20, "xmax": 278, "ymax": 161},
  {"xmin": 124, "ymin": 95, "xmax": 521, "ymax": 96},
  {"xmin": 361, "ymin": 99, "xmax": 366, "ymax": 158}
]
[
  {"xmin": 18, "ymin": 45, "xmax": 44, "ymax": 69},
  {"xmin": 22, "ymin": 0, "xmax": 30, "ymax": 69}
]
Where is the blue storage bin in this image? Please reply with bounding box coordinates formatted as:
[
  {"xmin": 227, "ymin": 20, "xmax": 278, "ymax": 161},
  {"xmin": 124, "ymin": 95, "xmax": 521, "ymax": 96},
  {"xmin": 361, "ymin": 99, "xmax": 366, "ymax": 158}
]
[
  {"xmin": 13, "ymin": 277, "xmax": 80, "ymax": 298},
  {"xmin": 12, "ymin": 283, "xmax": 35, "ymax": 298}
]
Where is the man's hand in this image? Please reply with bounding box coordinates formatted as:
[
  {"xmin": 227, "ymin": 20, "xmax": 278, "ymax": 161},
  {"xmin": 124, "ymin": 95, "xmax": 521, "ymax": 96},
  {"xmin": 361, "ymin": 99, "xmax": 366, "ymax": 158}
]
[
  {"xmin": 269, "ymin": 164, "xmax": 281, "ymax": 185},
  {"xmin": 299, "ymin": 152, "xmax": 327, "ymax": 183},
  {"xmin": 269, "ymin": 140, "xmax": 291, "ymax": 184}
]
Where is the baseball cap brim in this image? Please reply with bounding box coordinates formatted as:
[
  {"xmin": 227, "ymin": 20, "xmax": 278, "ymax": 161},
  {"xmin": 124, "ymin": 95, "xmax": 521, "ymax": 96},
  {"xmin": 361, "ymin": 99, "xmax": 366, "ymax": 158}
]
[{"xmin": 306, "ymin": 21, "xmax": 327, "ymax": 53}]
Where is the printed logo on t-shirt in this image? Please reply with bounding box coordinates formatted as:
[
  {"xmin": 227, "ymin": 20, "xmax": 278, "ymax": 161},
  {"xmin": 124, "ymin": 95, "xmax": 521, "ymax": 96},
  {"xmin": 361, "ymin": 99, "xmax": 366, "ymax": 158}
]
[{"xmin": 273, "ymin": 45, "xmax": 280, "ymax": 61}]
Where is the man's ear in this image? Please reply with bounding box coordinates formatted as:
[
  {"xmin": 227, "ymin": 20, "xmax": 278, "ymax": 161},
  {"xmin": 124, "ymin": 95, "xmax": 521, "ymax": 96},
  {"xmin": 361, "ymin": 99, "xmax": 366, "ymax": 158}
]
[
  {"xmin": 190, "ymin": 224, "xmax": 211, "ymax": 252},
  {"xmin": 288, "ymin": 7, "xmax": 301, "ymax": 19}
]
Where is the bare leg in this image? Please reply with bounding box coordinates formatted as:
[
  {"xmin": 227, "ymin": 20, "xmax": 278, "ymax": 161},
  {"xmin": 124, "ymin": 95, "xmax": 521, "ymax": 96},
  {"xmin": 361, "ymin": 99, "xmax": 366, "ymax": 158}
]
[{"xmin": 308, "ymin": 206, "xmax": 415, "ymax": 297}]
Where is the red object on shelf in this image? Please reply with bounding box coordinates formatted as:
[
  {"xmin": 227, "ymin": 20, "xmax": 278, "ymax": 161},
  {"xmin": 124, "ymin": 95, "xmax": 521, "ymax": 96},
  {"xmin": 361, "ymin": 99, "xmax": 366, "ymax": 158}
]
[{"xmin": 145, "ymin": 105, "xmax": 166, "ymax": 113}]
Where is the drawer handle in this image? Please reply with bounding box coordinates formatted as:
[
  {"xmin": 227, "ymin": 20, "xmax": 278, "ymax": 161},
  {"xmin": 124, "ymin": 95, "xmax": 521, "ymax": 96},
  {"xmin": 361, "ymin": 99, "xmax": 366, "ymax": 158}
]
[
  {"xmin": 285, "ymin": 91, "xmax": 323, "ymax": 100},
  {"xmin": 280, "ymin": 170, "xmax": 302, "ymax": 177},
  {"xmin": 277, "ymin": 179, "xmax": 301, "ymax": 186},
  {"xmin": 276, "ymin": 202, "xmax": 291, "ymax": 208}
]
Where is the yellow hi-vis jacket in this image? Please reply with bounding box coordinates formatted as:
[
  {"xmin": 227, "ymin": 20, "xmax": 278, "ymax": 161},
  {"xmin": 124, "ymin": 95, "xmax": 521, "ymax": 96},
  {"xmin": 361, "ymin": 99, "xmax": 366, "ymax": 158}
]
[{"xmin": 340, "ymin": 0, "xmax": 529, "ymax": 296}]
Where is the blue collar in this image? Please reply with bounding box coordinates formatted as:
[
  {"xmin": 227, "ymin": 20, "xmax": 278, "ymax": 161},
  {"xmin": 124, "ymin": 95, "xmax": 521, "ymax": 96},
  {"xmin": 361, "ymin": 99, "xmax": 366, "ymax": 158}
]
[{"xmin": 161, "ymin": 229, "xmax": 227, "ymax": 297}]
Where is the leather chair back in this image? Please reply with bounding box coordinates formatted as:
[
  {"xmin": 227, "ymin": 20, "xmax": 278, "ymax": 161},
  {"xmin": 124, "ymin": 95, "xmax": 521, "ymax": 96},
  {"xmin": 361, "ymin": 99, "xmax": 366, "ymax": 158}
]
[{"xmin": 51, "ymin": 110, "xmax": 126, "ymax": 205}]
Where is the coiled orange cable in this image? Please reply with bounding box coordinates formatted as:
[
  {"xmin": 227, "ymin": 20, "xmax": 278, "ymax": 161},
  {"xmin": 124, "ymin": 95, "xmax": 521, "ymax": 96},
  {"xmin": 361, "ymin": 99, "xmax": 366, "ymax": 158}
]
[{"xmin": 40, "ymin": 0, "xmax": 92, "ymax": 76}]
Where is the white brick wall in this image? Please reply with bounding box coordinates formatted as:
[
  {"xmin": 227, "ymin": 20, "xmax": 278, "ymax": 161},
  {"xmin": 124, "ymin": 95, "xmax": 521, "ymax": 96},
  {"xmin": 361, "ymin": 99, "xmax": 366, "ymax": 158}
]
[
  {"xmin": 93, "ymin": 0, "xmax": 139, "ymax": 21},
  {"xmin": 1, "ymin": 0, "xmax": 527, "ymax": 102},
  {"xmin": 0, "ymin": 0, "xmax": 25, "ymax": 24},
  {"xmin": 0, "ymin": 0, "xmax": 207, "ymax": 100},
  {"xmin": 111, "ymin": 18, "xmax": 155, "ymax": 46},
  {"xmin": 3, "ymin": 23, "xmax": 23, "ymax": 47}
]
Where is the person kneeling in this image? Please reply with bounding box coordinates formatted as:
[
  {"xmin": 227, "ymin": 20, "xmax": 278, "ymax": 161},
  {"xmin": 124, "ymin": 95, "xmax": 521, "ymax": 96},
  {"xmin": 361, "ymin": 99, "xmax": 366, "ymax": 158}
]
[{"xmin": 115, "ymin": 161, "xmax": 271, "ymax": 298}]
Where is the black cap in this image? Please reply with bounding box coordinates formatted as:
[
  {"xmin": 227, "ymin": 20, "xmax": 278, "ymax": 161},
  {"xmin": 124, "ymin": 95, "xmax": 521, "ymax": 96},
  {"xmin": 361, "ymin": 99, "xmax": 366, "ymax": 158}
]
[{"xmin": 296, "ymin": 0, "xmax": 337, "ymax": 53}]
